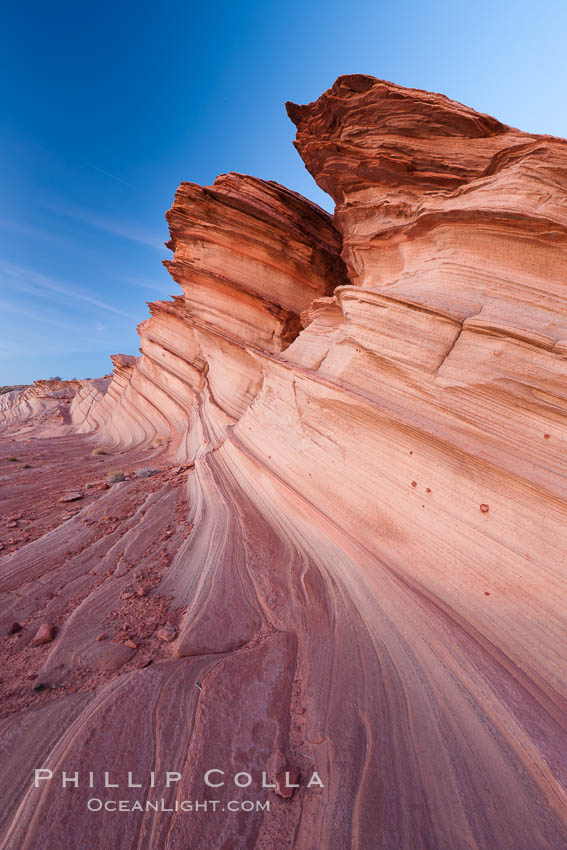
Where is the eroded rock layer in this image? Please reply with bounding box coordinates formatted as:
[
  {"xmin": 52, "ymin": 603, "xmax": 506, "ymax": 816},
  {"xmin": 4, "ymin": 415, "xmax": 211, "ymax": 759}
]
[
  {"xmin": 0, "ymin": 379, "xmax": 81, "ymax": 434},
  {"xmin": 1, "ymin": 78, "xmax": 566, "ymax": 850},
  {"xmin": 76, "ymin": 173, "xmax": 348, "ymax": 458}
]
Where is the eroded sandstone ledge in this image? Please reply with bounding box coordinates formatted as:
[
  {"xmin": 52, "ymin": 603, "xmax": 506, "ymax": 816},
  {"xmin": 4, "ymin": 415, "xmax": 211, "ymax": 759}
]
[{"xmin": 0, "ymin": 77, "xmax": 566, "ymax": 850}]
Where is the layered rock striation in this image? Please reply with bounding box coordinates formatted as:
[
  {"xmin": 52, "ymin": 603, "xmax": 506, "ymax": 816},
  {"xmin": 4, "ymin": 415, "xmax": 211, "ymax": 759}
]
[
  {"xmin": 1, "ymin": 78, "xmax": 566, "ymax": 850},
  {"xmin": 0, "ymin": 379, "xmax": 83, "ymax": 435},
  {"xmin": 75, "ymin": 173, "xmax": 348, "ymax": 457}
]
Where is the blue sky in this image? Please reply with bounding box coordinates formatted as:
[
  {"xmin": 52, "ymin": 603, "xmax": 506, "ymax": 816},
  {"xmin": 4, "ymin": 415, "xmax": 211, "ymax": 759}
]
[{"xmin": 2, "ymin": 0, "xmax": 567, "ymax": 384}]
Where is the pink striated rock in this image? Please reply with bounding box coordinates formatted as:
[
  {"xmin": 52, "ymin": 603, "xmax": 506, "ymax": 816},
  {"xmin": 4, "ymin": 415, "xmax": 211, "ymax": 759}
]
[{"xmin": 1, "ymin": 77, "xmax": 567, "ymax": 850}]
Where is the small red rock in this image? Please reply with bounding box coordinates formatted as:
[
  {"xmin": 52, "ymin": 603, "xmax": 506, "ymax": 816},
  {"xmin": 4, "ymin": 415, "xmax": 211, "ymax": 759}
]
[
  {"xmin": 120, "ymin": 591, "xmax": 135, "ymax": 600},
  {"xmin": 480, "ymin": 504, "xmax": 490, "ymax": 513},
  {"xmin": 124, "ymin": 639, "xmax": 137, "ymax": 649},
  {"xmin": 544, "ymin": 433, "xmax": 550, "ymax": 439},
  {"xmin": 32, "ymin": 623, "xmax": 54, "ymax": 645},
  {"xmin": 426, "ymin": 488, "xmax": 431, "ymax": 493},
  {"xmin": 96, "ymin": 632, "xmax": 106, "ymax": 642},
  {"xmin": 411, "ymin": 481, "xmax": 417, "ymax": 488},
  {"xmin": 6, "ymin": 521, "xmax": 17, "ymax": 528},
  {"xmin": 58, "ymin": 492, "xmax": 83, "ymax": 503},
  {"xmin": 8, "ymin": 622, "xmax": 22, "ymax": 635},
  {"xmin": 156, "ymin": 625, "xmax": 177, "ymax": 642}
]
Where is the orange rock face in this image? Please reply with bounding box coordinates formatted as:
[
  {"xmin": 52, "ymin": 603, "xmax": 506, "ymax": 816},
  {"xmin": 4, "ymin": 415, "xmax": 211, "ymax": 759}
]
[{"xmin": 1, "ymin": 77, "xmax": 567, "ymax": 849}]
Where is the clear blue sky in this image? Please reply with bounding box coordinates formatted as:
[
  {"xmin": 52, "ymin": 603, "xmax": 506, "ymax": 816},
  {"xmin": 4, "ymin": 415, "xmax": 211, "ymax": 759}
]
[{"xmin": 2, "ymin": 0, "xmax": 566, "ymax": 384}]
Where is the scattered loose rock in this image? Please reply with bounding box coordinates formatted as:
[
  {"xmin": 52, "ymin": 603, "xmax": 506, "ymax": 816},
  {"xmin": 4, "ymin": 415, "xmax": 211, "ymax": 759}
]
[
  {"xmin": 32, "ymin": 623, "xmax": 54, "ymax": 645},
  {"xmin": 173, "ymin": 462, "xmax": 195, "ymax": 474},
  {"xmin": 480, "ymin": 504, "xmax": 490, "ymax": 513},
  {"xmin": 58, "ymin": 492, "xmax": 83, "ymax": 503},
  {"xmin": 156, "ymin": 625, "xmax": 177, "ymax": 642}
]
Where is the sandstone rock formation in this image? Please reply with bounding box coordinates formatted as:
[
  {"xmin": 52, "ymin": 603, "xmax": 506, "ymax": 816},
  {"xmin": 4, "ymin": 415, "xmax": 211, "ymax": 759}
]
[
  {"xmin": 71, "ymin": 173, "xmax": 349, "ymax": 456},
  {"xmin": 0, "ymin": 379, "xmax": 81, "ymax": 435},
  {"xmin": 1, "ymin": 77, "xmax": 566, "ymax": 850}
]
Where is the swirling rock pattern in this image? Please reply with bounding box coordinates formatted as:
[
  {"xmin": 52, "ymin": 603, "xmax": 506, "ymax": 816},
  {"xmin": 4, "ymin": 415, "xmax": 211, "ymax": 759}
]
[
  {"xmin": 1, "ymin": 77, "xmax": 566, "ymax": 850},
  {"xmin": 0, "ymin": 379, "xmax": 80, "ymax": 435}
]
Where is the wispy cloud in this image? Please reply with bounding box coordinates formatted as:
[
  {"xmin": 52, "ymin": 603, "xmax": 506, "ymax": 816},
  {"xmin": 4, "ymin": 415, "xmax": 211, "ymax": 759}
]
[
  {"xmin": 117, "ymin": 273, "xmax": 175, "ymax": 293},
  {"xmin": 44, "ymin": 201, "xmax": 165, "ymax": 250},
  {"xmin": 0, "ymin": 261, "xmax": 139, "ymax": 320},
  {"xmin": 0, "ymin": 298, "xmax": 81, "ymax": 330},
  {"xmin": 0, "ymin": 216, "xmax": 71, "ymax": 248},
  {"xmin": 85, "ymin": 161, "xmax": 137, "ymax": 191}
]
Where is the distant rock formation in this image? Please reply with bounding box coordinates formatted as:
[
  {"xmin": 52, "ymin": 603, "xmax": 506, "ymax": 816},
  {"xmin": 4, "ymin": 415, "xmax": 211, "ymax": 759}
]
[
  {"xmin": 1, "ymin": 77, "xmax": 566, "ymax": 850},
  {"xmin": 0, "ymin": 379, "xmax": 81, "ymax": 435}
]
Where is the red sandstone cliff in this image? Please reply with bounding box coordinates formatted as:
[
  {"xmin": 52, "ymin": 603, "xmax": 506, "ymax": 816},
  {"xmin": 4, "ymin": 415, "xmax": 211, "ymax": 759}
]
[{"xmin": 1, "ymin": 78, "xmax": 566, "ymax": 850}]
